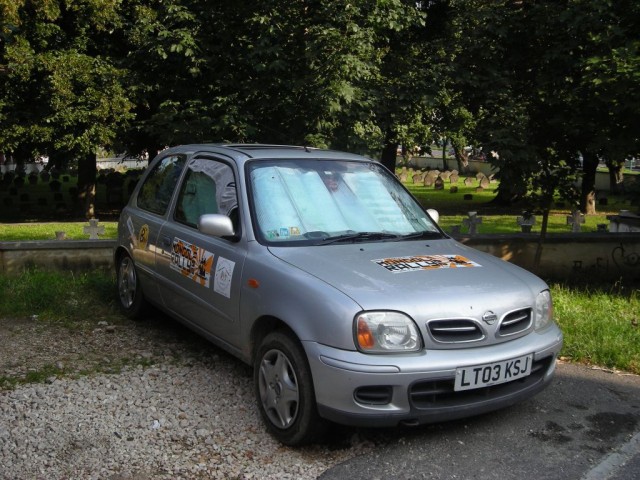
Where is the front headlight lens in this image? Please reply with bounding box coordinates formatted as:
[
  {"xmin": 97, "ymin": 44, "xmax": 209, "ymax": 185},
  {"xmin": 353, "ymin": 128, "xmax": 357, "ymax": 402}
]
[
  {"xmin": 535, "ymin": 290, "xmax": 553, "ymax": 331},
  {"xmin": 355, "ymin": 311, "xmax": 422, "ymax": 353}
]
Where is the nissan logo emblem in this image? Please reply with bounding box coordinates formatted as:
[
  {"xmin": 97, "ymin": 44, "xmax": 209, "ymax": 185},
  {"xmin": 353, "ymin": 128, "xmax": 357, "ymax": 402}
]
[{"xmin": 482, "ymin": 311, "xmax": 498, "ymax": 324}]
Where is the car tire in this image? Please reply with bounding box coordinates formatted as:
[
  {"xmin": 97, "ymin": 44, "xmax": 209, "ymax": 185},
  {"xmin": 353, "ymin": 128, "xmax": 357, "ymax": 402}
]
[
  {"xmin": 116, "ymin": 253, "xmax": 149, "ymax": 319},
  {"xmin": 254, "ymin": 330, "xmax": 325, "ymax": 446}
]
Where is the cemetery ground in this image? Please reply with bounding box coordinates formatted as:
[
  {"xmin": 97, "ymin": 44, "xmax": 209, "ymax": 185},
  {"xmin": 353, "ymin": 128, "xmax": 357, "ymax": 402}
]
[
  {"xmin": 1, "ymin": 166, "xmax": 640, "ymax": 478},
  {"xmin": 1, "ymin": 273, "xmax": 640, "ymax": 479}
]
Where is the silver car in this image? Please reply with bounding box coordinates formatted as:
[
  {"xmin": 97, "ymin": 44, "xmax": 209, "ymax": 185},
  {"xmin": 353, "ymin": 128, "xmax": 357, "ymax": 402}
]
[{"xmin": 115, "ymin": 144, "xmax": 563, "ymax": 446}]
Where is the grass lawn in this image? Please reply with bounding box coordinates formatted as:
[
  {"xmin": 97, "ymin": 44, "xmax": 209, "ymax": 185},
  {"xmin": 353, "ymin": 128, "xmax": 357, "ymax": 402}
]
[
  {"xmin": 0, "ymin": 222, "xmax": 118, "ymax": 241},
  {"xmin": 553, "ymin": 283, "xmax": 640, "ymax": 374}
]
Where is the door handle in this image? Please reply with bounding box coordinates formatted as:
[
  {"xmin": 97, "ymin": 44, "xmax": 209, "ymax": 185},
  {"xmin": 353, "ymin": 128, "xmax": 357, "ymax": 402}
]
[{"xmin": 162, "ymin": 236, "xmax": 172, "ymax": 248}]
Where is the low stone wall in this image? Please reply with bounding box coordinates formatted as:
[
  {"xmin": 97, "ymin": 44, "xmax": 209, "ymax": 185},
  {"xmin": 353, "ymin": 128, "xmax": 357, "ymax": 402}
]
[
  {"xmin": 459, "ymin": 233, "xmax": 640, "ymax": 282},
  {"xmin": 1, "ymin": 234, "xmax": 639, "ymax": 282},
  {"xmin": 0, "ymin": 240, "xmax": 115, "ymax": 275}
]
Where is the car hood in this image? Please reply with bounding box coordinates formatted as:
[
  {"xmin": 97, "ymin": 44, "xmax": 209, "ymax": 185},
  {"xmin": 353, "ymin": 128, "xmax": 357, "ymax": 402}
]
[{"xmin": 268, "ymin": 238, "xmax": 546, "ymax": 316}]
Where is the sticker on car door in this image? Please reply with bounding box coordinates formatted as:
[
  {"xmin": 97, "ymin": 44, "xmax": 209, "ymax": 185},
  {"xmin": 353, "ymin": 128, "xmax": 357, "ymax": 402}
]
[
  {"xmin": 214, "ymin": 256, "xmax": 235, "ymax": 298},
  {"xmin": 170, "ymin": 237, "xmax": 215, "ymax": 287}
]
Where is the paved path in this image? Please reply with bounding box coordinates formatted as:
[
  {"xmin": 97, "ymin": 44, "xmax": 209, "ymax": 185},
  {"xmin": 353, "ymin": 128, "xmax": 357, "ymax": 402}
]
[{"xmin": 320, "ymin": 363, "xmax": 640, "ymax": 480}]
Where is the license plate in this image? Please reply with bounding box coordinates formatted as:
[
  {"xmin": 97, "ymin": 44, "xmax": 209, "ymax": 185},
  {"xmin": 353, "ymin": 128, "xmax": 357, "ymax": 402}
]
[{"xmin": 454, "ymin": 354, "xmax": 533, "ymax": 391}]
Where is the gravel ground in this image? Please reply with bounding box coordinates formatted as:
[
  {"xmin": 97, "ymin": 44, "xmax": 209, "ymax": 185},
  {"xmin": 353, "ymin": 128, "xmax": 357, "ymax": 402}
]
[{"xmin": 0, "ymin": 314, "xmax": 379, "ymax": 479}]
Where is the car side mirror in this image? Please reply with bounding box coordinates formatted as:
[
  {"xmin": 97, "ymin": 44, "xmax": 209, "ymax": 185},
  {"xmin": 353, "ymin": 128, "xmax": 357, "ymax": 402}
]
[
  {"xmin": 427, "ymin": 208, "xmax": 439, "ymax": 224},
  {"xmin": 198, "ymin": 214, "xmax": 236, "ymax": 238}
]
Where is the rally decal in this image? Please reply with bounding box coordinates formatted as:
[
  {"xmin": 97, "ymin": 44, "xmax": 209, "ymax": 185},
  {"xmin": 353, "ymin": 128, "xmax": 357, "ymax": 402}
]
[
  {"xmin": 170, "ymin": 237, "xmax": 214, "ymax": 287},
  {"xmin": 214, "ymin": 257, "xmax": 236, "ymax": 298},
  {"xmin": 373, "ymin": 254, "xmax": 481, "ymax": 273},
  {"xmin": 137, "ymin": 224, "xmax": 149, "ymax": 251}
]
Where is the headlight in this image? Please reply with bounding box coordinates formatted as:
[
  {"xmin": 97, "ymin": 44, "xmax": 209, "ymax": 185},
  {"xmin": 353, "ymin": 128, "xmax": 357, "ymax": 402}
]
[
  {"xmin": 535, "ymin": 290, "xmax": 553, "ymax": 331},
  {"xmin": 355, "ymin": 311, "xmax": 422, "ymax": 353}
]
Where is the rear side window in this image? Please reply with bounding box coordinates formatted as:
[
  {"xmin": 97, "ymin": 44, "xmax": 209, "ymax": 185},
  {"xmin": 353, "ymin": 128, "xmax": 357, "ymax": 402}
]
[{"xmin": 137, "ymin": 155, "xmax": 186, "ymax": 215}]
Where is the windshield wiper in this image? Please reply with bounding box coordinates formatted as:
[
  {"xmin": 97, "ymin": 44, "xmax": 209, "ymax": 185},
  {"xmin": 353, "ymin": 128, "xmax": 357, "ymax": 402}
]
[
  {"xmin": 319, "ymin": 232, "xmax": 400, "ymax": 245},
  {"xmin": 396, "ymin": 231, "xmax": 444, "ymax": 241}
]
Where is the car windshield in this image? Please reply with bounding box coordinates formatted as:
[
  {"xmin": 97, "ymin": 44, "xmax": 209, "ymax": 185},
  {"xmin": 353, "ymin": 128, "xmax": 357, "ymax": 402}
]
[{"xmin": 248, "ymin": 159, "xmax": 442, "ymax": 245}]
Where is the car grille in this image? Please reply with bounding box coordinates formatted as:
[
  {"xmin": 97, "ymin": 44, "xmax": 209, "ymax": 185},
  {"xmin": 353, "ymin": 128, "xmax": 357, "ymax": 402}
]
[
  {"xmin": 408, "ymin": 356, "xmax": 552, "ymax": 410},
  {"xmin": 499, "ymin": 308, "xmax": 532, "ymax": 337},
  {"xmin": 428, "ymin": 319, "xmax": 485, "ymax": 343}
]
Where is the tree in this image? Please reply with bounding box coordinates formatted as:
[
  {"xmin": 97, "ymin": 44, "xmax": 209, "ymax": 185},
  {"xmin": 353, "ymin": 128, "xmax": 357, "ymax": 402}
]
[
  {"xmin": 0, "ymin": 0, "xmax": 133, "ymax": 218},
  {"xmin": 446, "ymin": 0, "xmax": 640, "ymax": 213}
]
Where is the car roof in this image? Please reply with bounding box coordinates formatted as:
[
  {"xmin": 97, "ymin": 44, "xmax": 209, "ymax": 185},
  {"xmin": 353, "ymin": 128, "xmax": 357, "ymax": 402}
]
[{"xmin": 158, "ymin": 143, "xmax": 370, "ymax": 163}]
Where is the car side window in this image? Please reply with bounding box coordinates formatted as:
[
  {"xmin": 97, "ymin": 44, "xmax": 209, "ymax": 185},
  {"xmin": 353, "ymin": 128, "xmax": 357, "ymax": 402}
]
[
  {"xmin": 174, "ymin": 158, "xmax": 238, "ymax": 229},
  {"xmin": 137, "ymin": 154, "xmax": 186, "ymax": 215}
]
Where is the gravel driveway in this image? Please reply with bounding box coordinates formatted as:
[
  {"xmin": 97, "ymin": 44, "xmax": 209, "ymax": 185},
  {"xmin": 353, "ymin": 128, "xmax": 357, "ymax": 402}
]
[{"xmin": 0, "ymin": 314, "xmax": 378, "ymax": 479}]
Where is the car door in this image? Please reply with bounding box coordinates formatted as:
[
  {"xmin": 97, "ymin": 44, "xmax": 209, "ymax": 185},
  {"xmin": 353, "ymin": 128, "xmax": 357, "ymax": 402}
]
[
  {"xmin": 127, "ymin": 153, "xmax": 188, "ymax": 303},
  {"xmin": 155, "ymin": 154, "xmax": 247, "ymax": 347}
]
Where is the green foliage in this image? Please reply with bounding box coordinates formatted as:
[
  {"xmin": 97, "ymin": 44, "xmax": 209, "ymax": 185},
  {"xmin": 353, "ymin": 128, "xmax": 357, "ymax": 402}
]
[
  {"xmin": 0, "ymin": 0, "xmax": 132, "ymax": 162},
  {"xmin": 1, "ymin": 0, "xmax": 639, "ymax": 217},
  {"xmin": 552, "ymin": 283, "xmax": 640, "ymax": 374}
]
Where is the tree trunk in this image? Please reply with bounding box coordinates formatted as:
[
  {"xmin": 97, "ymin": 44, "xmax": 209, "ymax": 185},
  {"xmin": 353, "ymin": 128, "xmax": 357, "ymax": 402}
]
[
  {"xmin": 380, "ymin": 139, "xmax": 398, "ymax": 173},
  {"xmin": 77, "ymin": 151, "xmax": 97, "ymax": 219},
  {"xmin": 442, "ymin": 138, "xmax": 449, "ymax": 171},
  {"xmin": 533, "ymin": 208, "xmax": 550, "ymax": 273},
  {"xmin": 47, "ymin": 150, "xmax": 67, "ymax": 171},
  {"xmin": 580, "ymin": 151, "xmax": 598, "ymax": 214}
]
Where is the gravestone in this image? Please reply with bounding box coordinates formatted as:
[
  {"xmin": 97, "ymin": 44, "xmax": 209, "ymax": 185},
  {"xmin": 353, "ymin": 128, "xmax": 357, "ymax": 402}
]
[
  {"xmin": 399, "ymin": 172, "xmax": 408, "ymax": 182},
  {"xmin": 462, "ymin": 211, "xmax": 482, "ymax": 235},
  {"xmin": 464, "ymin": 177, "xmax": 473, "ymax": 187},
  {"xmin": 463, "ymin": 194, "xmax": 473, "ymax": 201},
  {"xmin": 440, "ymin": 171, "xmax": 452, "ymax": 181},
  {"xmin": 516, "ymin": 213, "xmax": 536, "ymax": 233},
  {"xmin": 412, "ymin": 173, "xmax": 424, "ymax": 184},
  {"xmin": 434, "ymin": 176, "xmax": 445, "ymax": 190},
  {"xmin": 476, "ymin": 172, "xmax": 485, "ymax": 180},
  {"xmin": 423, "ymin": 176, "xmax": 434, "ymax": 187},
  {"xmin": 449, "ymin": 172, "xmax": 459, "ymax": 184},
  {"xmin": 566, "ymin": 210, "xmax": 585, "ymax": 233},
  {"xmin": 450, "ymin": 186, "xmax": 459, "ymax": 194},
  {"xmin": 84, "ymin": 219, "xmax": 105, "ymax": 239},
  {"xmin": 479, "ymin": 176, "xmax": 490, "ymax": 189}
]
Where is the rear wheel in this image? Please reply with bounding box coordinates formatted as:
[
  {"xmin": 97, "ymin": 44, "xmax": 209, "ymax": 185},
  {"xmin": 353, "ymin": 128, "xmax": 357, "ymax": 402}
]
[
  {"xmin": 116, "ymin": 253, "xmax": 149, "ymax": 319},
  {"xmin": 254, "ymin": 331, "xmax": 325, "ymax": 446}
]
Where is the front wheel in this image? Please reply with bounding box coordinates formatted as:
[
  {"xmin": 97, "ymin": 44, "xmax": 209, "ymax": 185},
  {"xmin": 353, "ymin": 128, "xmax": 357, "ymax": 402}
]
[
  {"xmin": 254, "ymin": 331, "xmax": 325, "ymax": 446},
  {"xmin": 116, "ymin": 253, "xmax": 149, "ymax": 319}
]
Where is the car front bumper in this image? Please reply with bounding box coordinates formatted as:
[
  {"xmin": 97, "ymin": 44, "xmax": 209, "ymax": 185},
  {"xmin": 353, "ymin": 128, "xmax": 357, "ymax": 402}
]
[{"xmin": 304, "ymin": 324, "xmax": 563, "ymax": 427}]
